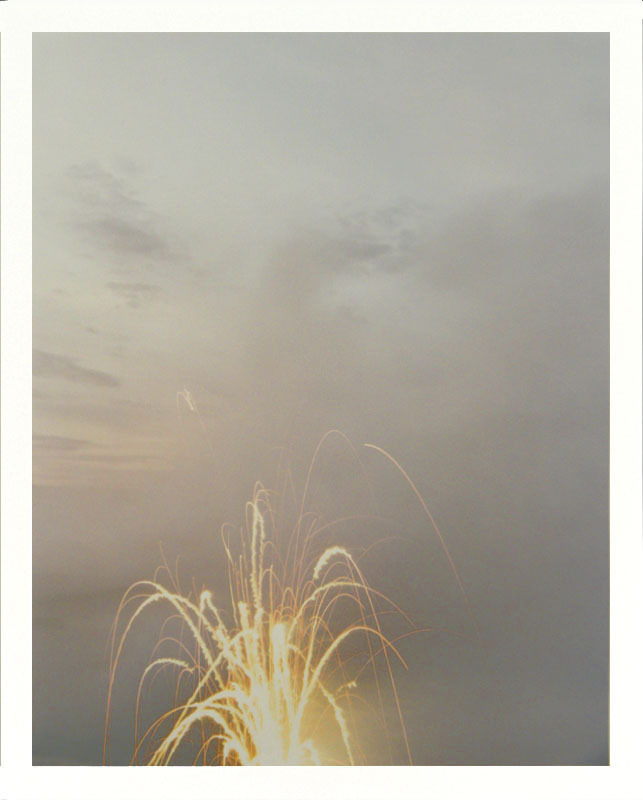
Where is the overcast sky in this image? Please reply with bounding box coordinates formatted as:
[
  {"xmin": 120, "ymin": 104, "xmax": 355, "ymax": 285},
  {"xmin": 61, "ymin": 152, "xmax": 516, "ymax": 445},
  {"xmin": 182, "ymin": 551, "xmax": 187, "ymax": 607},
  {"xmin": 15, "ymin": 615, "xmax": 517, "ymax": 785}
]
[{"xmin": 33, "ymin": 34, "xmax": 608, "ymax": 766}]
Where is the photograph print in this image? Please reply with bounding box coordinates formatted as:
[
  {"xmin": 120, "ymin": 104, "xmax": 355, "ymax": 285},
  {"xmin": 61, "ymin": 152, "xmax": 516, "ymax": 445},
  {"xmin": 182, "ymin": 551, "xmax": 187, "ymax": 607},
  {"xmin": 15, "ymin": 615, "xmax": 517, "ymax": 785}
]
[{"xmin": 33, "ymin": 33, "xmax": 608, "ymax": 766}]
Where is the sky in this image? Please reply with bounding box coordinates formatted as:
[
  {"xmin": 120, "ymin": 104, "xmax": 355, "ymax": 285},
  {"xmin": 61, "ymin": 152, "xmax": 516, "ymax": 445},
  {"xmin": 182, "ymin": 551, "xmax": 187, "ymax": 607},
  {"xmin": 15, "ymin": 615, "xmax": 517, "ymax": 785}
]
[{"xmin": 33, "ymin": 33, "xmax": 608, "ymax": 765}]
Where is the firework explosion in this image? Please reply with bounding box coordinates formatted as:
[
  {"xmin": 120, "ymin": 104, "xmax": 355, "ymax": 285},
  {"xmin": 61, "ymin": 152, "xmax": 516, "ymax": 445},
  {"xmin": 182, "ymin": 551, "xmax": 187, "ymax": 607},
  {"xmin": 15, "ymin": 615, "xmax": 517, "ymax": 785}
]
[{"xmin": 104, "ymin": 438, "xmax": 426, "ymax": 766}]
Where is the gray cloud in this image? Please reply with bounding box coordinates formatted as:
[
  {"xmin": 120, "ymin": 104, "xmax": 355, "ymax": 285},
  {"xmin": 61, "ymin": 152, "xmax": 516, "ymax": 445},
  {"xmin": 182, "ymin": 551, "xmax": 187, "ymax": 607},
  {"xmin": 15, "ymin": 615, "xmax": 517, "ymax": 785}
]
[
  {"xmin": 106, "ymin": 281, "xmax": 161, "ymax": 307},
  {"xmin": 33, "ymin": 349, "xmax": 121, "ymax": 387},
  {"xmin": 82, "ymin": 217, "xmax": 172, "ymax": 260},
  {"xmin": 66, "ymin": 161, "xmax": 144, "ymax": 211},
  {"xmin": 34, "ymin": 395, "xmax": 158, "ymax": 431},
  {"xmin": 33, "ymin": 434, "xmax": 160, "ymax": 466},
  {"xmin": 307, "ymin": 233, "xmax": 392, "ymax": 273},
  {"xmin": 65, "ymin": 161, "xmax": 187, "ymax": 268},
  {"xmin": 71, "ymin": 452, "xmax": 161, "ymax": 463},
  {"xmin": 332, "ymin": 202, "xmax": 429, "ymax": 274},
  {"xmin": 33, "ymin": 434, "xmax": 92, "ymax": 452}
]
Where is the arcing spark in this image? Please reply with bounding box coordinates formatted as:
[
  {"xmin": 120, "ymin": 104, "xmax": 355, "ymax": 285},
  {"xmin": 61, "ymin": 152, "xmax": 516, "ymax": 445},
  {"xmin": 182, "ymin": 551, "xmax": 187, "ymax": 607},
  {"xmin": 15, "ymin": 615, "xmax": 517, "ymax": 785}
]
[{"xmin": 105, "ymin": 480, "xmax": 411, "ymax": 765}]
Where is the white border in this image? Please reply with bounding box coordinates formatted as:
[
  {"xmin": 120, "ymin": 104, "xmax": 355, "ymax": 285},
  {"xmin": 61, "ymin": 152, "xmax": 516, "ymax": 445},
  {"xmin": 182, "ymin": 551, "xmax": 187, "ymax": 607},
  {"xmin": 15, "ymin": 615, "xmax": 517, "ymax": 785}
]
[{"xmin": 1, "ymin": 2, "xmax": 642, "ymax": 799}]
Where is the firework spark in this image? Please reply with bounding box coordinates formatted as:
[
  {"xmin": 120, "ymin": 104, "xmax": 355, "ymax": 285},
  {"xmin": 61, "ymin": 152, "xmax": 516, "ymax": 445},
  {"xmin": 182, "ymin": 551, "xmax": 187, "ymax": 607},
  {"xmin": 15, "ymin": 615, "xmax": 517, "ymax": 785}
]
[
  {"xmin": 105, "ymin": 449, "xmax": 417, "ymax": 765},
  {"xmin": 105, "ymin": 432, "xmax": 474, "ymax": 765}
]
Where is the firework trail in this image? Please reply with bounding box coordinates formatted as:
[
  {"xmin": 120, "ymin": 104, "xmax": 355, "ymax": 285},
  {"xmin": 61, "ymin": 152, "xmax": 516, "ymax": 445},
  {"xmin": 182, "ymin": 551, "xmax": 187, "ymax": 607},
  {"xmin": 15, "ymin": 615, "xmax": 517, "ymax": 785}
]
[{"xmin": 105, "ymin": 431, "xmax": 474, "ymax": 765}]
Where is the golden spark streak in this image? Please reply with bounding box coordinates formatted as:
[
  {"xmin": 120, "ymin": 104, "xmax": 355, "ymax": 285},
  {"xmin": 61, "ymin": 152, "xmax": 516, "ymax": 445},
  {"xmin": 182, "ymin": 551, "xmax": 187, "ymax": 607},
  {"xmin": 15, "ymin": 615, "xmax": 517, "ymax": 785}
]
[{"xmin": 105, "ymin": 478, "xmax": 411, "ymax": 765}]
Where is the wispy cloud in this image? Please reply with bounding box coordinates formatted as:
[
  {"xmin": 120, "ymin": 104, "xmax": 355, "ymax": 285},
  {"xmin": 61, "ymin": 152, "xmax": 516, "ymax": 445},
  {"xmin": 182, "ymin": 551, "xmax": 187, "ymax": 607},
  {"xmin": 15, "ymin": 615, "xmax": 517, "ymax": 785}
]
[
  {"xmin": 106, "ymin": 281, "xmax": 161, "ymax": 308},
  {"xmin": 33, "ymin": 434, "xmax": 92, "ymax": 452},
  {"xmin": 33, "ymin": 395, "xmax": 159, "ymax": 433},
  {"xmin": 65, "ymin": 161, "xmax": 188, "ymax": 268},
  {"xmin": 33, "ymin": 349, "xmax": 121, "ymax": 388},
  {"xmin": 82, "ymin": 217, "xmax": 173, "ymax": 260}
]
